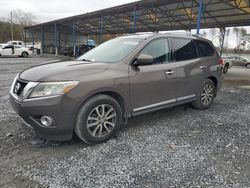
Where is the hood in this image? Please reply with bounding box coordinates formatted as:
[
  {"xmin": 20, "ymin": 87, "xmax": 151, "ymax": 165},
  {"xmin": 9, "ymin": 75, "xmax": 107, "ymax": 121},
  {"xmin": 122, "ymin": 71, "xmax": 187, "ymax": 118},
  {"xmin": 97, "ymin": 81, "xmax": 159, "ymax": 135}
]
[{"xmin": 20, "ymin": 60, "xmax": 110, "ymax": 82}]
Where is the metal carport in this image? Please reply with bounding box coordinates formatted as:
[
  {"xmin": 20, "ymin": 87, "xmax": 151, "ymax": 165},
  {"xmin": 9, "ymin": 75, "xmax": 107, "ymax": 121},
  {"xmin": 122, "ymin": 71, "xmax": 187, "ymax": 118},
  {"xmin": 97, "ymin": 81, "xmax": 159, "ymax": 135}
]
[{"xmin": 24, "ymin": 0, "xmax": 250, "ymax": 55}]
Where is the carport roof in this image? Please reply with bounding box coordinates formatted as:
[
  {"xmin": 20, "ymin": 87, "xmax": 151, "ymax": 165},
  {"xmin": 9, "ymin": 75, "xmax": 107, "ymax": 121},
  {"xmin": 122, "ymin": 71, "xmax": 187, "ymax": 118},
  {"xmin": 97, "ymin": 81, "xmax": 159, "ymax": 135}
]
[{"xmin": 25, "ymin": 0, "xmax": 250, "ymax": 35}]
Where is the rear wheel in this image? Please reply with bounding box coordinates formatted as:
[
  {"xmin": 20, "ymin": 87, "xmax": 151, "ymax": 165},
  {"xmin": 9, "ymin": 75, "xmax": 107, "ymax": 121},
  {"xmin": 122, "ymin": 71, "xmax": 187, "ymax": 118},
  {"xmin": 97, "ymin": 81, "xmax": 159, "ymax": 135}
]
[
  {"xmin": 75, "ymin": 94, "xmax": 122, "ymax": 144},
  {"xmin": 245, "ymin": 63, "xmax": 250, "ymax": 69},
  {"xmin": 223, "ymin": 63, "xmax": 229, "ymax": 73},
  {"xmin": 192, "ymin": 79, "xmax": 216, "ymax": 110},
  {"xmin": 22, "ymin": 52, "xmax": 29, "ymax": 58}
]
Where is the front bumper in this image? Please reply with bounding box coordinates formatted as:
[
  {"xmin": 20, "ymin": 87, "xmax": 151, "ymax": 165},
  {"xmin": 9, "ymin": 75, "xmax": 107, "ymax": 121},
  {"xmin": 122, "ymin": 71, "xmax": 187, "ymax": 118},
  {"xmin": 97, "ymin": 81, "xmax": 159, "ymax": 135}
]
[{"xmin": 10, "ymin": 94, "xmax": 76, "ymax": 141}]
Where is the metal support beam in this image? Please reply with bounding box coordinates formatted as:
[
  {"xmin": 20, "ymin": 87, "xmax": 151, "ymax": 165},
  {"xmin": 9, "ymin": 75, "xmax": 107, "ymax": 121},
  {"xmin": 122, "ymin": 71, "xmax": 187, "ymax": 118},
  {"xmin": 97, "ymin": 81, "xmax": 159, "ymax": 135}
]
[
  {"xmin": 197, "ymin": 0, "xmax": 203, "ymax": 34},
  {"xmin": 32, "ymin": 32, "xmax": 35, "ymax": 54},
  {"xmin": 99, "ymin": 15, "xmax": 104, "ymax": 44},
  {"xmin": 133, "ymin": 6, "xmax": 137, "ymax": 33},
  {"xmin": 72, "ymin": 21, "xmax": 76, "ymax": 57},
  {"xmin": 40, "ymin": 26, "xmax": 44, "ymax": 55},
  {"xmin": 54, "ymin": 22, "xmax": 58, "ymax": 56},
  {"xmin": 219, "ymin": 27, "xmax": 226, "ymax": 57},
  {"xmin": 24, "ymin": 30, "xmax": 27, "ymax": 47}
]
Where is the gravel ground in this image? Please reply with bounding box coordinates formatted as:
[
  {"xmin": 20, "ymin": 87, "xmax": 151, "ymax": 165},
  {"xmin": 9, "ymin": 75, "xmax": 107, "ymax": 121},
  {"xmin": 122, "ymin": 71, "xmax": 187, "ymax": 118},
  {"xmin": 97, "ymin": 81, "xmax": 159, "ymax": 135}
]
[{"xmin": 0, "ymin": 57, "xmax": 250, "ymax": 188}]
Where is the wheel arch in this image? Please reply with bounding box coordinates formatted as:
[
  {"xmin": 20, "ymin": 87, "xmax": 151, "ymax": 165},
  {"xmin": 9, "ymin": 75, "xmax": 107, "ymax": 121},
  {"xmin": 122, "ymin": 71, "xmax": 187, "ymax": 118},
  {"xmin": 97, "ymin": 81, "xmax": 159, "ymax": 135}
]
[
  {"xmin": 207, "ymin": 76, "xmax": 217, "ymax": 90},
  {"xmin": 73, "ymin": 89, "xmax": 129, "ymax": 130}
]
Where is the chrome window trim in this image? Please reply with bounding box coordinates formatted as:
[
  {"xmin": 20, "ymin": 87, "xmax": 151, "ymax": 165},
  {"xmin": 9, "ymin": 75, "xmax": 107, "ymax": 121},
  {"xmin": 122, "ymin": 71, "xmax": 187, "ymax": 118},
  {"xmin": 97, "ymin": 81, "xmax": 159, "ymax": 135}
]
[{"xmin": 133, "ymin": 94, "xmax": 196, "ymax": 112}]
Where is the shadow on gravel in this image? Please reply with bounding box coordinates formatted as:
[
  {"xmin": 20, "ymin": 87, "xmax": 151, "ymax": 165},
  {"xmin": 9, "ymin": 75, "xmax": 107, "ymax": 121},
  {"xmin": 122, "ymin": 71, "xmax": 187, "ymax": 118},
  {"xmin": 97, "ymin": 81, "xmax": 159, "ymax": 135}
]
[{"xmin": 29, "ymin": 104, "xmax": 192, "ymax": 149}]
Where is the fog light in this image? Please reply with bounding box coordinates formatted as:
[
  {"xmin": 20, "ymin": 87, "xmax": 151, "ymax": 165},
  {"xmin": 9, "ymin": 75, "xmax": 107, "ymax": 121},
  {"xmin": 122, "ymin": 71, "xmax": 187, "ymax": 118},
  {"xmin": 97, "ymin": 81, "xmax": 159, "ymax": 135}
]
[{"xmin": 40, "ymin": 116, "xmax": 53, "ymax": 127}]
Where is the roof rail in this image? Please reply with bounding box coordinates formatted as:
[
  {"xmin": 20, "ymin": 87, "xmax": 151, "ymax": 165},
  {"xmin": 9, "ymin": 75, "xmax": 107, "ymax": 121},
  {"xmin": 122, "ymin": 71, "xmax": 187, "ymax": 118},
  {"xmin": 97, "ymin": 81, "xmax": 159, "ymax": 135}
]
[{"xmin": 165, "ymin": 32, "xmax": 203, "ymax": 38}]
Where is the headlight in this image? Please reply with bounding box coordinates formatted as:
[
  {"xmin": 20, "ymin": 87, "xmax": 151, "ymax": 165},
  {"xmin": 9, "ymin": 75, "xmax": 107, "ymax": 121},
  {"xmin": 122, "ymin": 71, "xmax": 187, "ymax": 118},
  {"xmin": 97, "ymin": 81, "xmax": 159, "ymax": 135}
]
[{"xmin": 28, "ymin": 81, "xmax": 79, "ymax": 98}]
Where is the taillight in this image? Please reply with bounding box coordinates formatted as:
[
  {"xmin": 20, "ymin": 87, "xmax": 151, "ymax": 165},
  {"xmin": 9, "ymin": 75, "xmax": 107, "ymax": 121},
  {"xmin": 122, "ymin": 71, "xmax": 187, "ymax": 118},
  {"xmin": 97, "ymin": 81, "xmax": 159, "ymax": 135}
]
[{"xmin": 219, "ymin": 59, "xmax": 224, "ymax": 65}]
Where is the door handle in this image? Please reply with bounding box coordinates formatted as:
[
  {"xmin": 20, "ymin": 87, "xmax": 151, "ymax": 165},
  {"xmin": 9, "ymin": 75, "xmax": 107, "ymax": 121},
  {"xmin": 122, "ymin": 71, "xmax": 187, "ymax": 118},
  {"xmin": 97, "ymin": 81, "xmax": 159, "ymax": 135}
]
[
  {"xmin": 165, "ymin": 70, "xmax": 174, "ymax": 75},
  {"xmin": 200, "ymin": 65, "xmax": 208, "ymax": 69}
]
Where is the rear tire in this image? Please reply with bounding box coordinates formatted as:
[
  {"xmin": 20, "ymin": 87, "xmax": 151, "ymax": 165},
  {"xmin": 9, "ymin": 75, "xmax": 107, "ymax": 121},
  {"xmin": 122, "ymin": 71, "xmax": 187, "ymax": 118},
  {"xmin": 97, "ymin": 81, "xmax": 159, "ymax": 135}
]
[
  {"xmin": 245, "ymin": 63, "xmax": 250, "ymax": 69},
  {"xmin": 75, "ymin": 94, "xmax": 122, "ymax": 144},
  {"xmin": 22, "ymin": 52, "xmax": 29, "ymax": 58},
  {"xmin": 223, "ymin": 63, "xmax": 229, "ymax": 73},
  {"xmin": 192, "ymin": 79, "xmax": 216, "ymax": 110}
]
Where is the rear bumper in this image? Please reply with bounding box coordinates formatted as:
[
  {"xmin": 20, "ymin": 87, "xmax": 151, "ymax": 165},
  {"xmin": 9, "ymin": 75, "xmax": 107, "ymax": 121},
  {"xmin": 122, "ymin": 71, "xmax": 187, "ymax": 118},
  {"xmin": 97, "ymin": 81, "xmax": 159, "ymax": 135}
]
[{"xmin": 10, "ymin": 94, "xmax": 77, "ymax": 141}]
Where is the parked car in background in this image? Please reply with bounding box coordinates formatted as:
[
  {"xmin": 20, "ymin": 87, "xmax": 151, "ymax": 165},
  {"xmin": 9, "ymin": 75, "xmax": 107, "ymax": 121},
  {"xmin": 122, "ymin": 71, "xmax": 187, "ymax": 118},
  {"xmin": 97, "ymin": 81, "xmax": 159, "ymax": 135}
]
[
  {"xmin": 7, "ymin": 41, "xmax": 25, "ymax": 47},
  {"xmin": 10, "ymin": 33, "xmax": 223, "ymax": 144},
  {"xmin": 63, "ymin": 44, "xmax": 95, "ymax": 57},
  {"xmin": 0, "ymin": 45, "xmax": 32, "ymax": 57},
  {"xmin": 222, "ymin": 56, "xmax": 250, "ymax": 73}
]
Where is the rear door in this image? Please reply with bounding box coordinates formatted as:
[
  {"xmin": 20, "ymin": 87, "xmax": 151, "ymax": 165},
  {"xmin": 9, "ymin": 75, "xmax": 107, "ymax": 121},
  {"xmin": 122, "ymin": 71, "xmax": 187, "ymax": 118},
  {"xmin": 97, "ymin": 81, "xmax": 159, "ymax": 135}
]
[
  {"xmin": 129, "ymin": 38, "xmax": 177, "ymax": 114},
  {"xmin": 170, "ymin": 38, "xmax": 201, "ymax": 101},
  {"xmin": 14, "ymin": 46, "xmax": 22, "ymax": 56}
]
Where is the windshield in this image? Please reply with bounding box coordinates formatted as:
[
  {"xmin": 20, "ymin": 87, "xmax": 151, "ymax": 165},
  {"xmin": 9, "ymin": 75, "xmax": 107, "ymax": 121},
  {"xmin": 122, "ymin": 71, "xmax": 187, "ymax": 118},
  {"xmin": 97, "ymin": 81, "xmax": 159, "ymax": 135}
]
[{"xmin": 77, "ymin": 37, "xmax": 143, "ymax": 63}]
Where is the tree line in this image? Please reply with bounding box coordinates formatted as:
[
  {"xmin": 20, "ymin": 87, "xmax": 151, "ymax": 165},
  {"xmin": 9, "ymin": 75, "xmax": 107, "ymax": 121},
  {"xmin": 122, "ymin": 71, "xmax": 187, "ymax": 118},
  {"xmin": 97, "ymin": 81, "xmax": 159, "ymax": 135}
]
[
  {"xmin": 201, "ymin": 27, "xmax": 250, "ymax": 53},
  {"xmin": 0, "ymin": 9, "xmax": 36, "ymax": 43}
]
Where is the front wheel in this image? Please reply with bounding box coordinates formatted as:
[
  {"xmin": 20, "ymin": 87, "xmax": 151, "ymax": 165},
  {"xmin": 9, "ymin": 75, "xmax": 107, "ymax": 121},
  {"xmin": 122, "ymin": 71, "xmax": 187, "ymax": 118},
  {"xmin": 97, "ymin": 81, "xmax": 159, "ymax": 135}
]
[
  {"xmin": 75, "ymin": 94, "xmax": 122, "ymax": 144},
  {"xmin": 192, "ymin": 79, "xmax": 216, "ymax": 110}
]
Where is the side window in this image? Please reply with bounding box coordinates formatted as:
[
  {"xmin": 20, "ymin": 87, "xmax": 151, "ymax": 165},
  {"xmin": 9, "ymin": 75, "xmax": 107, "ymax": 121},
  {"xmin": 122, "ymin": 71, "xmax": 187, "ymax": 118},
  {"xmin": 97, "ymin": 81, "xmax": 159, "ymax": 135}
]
[
  {"xmin": 171, "ymin": 38, "xmax": 198, "ymax": 61},
  {"xmin": 12, "ymin": 42, "xmax": 17, "ymax": 45},
  {"xmin": 18, "ymin": 42, "xmax": 22, "ymax": 45},
  {"xmin": 195, "ymin": 40, "xmax": 214, "ymax": 57},
  {"xmin": 140, "ymin": 38, "xmax": 170, "ymax": 64}
]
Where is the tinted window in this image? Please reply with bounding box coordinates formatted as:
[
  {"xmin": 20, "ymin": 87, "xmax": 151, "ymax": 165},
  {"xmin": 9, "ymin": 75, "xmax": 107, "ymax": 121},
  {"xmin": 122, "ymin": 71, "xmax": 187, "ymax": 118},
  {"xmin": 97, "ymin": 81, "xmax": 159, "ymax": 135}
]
[
  {"xmin": 18, "ymin": 42, "xmax": 22, "ymax": 45},
  {"xmin": 172, "ymin": 38, "xmax": 197, "ymax": 61},
  {"xmin": 12, "ymin": 42, "xmax": 17, "ymax": 45},
  {"xmin": 195, "ymin": 40, "xmax": 214, "ymax": 57},
  {"xmin": 140, "ymin": 38, "xmax": 170, "ymax": 64}
]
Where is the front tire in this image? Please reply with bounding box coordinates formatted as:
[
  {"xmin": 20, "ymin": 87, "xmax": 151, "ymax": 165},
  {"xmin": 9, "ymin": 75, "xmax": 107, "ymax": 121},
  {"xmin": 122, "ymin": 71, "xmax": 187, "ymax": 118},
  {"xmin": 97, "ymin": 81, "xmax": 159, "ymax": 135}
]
[
  {"xmin": 75, "ymin": 94, "xmax": 122, "ymax": 144},
  {"xmin": 192, "ymin": 79, "xmax": 216, "ymax": 110}
]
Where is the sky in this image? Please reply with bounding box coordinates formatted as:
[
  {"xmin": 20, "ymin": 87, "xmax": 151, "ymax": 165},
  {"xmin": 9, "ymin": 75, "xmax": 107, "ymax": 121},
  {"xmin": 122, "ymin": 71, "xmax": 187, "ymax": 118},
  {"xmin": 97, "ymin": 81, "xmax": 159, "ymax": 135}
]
[{"xmin": 0, "ymin": 0, "xmax": 249, "ymax": 48}]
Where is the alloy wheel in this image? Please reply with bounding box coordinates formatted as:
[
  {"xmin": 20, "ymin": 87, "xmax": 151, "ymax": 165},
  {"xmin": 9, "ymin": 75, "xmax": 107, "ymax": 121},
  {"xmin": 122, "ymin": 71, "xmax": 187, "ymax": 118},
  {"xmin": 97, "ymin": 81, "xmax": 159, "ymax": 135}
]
[
  {"xmin": 201, "ymin": 84, "xmax": 214, "ymax": 106},
  {"xmin": 87, "ymin": 104, "xmax": 117, "ymax": 138}
]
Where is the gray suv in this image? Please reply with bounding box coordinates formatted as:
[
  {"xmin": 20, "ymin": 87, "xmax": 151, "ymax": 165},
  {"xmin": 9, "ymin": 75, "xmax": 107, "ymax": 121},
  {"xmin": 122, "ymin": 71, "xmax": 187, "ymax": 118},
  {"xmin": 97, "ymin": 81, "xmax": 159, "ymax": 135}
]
[{"xmin": 10, "ymin": 33, "xmax": 223, "ymax": 144}]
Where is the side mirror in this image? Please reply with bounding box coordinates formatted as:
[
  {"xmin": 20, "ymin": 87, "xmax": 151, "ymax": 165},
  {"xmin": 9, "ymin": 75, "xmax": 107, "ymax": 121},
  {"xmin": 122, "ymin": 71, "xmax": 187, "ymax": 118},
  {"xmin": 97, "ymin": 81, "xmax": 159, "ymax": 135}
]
[{"xmin": 134, "ymin": 54, "xmax": 153, "ymax": 66}]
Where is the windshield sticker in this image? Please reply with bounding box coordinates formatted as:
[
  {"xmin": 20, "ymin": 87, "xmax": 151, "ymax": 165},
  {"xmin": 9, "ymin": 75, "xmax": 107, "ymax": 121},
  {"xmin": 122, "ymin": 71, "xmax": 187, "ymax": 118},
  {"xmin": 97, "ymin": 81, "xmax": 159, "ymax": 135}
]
[{"xmin": 123, "ymin": 41, "xmax": 139, "ymax": 45}]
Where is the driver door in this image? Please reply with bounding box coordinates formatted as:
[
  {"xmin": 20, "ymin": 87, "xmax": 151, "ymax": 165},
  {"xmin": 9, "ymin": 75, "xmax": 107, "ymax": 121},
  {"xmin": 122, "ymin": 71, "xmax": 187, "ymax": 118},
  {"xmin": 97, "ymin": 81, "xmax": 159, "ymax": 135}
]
[{"xmin": 129, "ymin": 38, "xmax": 177, "ymax": 115}]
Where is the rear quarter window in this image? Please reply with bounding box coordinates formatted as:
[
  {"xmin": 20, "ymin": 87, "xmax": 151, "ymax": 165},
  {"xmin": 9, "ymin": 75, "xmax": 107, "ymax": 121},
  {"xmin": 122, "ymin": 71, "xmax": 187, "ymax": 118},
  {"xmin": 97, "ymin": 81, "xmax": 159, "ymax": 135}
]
[{"xmin": 195, "ymin": 40, "xmax": 215, "ymax": 57}]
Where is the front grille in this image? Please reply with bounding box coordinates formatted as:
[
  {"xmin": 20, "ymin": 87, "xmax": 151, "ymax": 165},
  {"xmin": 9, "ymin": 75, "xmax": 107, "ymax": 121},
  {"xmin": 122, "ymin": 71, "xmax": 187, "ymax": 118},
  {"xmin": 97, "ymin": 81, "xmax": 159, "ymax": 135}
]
[{"xmin": 13, "ymin": 79, "xmax": 28, "ymax": 96}]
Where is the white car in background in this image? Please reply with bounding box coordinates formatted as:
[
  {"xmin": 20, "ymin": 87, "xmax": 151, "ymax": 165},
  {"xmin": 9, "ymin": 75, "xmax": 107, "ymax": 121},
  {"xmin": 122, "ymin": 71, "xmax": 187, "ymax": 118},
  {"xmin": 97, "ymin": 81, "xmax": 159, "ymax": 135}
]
[{"xmin": 0, "ymin": 45, "xmax": 32, "ymax": 57}]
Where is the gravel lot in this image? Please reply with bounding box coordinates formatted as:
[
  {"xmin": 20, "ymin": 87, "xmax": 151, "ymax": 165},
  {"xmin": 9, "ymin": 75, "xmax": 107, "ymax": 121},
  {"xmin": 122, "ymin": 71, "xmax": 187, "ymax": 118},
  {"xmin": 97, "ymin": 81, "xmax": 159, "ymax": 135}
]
[{"xmin": 0, "ymin": 57, "xmax": 250, "ymax": 188}]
